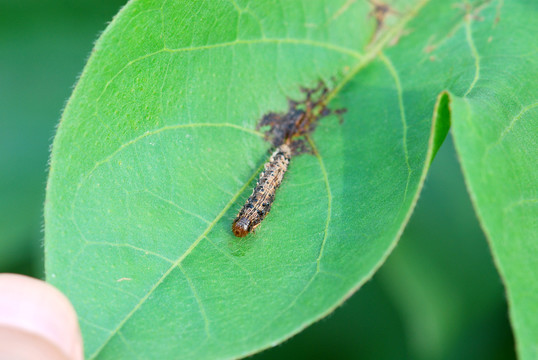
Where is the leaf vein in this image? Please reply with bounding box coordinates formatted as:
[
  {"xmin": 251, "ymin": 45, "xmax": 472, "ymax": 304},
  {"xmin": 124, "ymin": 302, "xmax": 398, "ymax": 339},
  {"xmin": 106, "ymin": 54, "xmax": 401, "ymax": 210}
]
[
  {"xmin": 79, "ymin": 318, "xmax": 113, "ymax": 334},
  {"xmin": 84, "ymin": 241, "xmax": 175, "ymax": 264},
  {"xmin": 503, "ymin": 198, "xmax": 538, "ymax": 214},
  {"xmin": 496, "ymin": 101, "xmax": 538, "ymax": 145},
  {"xmin": 204, "ymin": 236, "xmax": 258, "ymax": 286},
  {"xmin": 178, "ymin": 264, "xmax": 211, "ymax": 338},
  {"xmin": 481, "ymin": 101, "xmax": 538, "ymax": 172},
  {"xmin": 76, "ymin": 274, "xmax": 139, "ymax": 300},
  {"xmin": 379, "ymin": 52, "xmax": 412, "ymax": 206},
  {"xmin": 143, "ymin": 189, "xmax": 212, "ymax": 225},
  {"xmin": 117, "ymin": 332, "xmax": 142, "ymax": 360},
  {"xmin": 329, "ymin": 0, "xmax": 358, "ymax": 23},
  {"xmin": 307, "ymin": 136, "xmax": 331, "ymax": 272},
  {"xmin": 463, "ymin": 13, "xmax": 481, "ymax": 97}
]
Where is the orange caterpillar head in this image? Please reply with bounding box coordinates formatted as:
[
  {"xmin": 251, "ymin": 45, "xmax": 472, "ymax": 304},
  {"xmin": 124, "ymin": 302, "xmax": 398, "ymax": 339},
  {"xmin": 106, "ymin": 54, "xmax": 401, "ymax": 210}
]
[{"xmin": 232, "ymin": 217, "xmax": 250, "ymax": 237}]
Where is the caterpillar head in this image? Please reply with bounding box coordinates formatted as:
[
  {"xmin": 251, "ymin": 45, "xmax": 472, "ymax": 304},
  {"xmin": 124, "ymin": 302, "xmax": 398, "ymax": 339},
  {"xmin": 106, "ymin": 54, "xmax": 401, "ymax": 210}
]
[{"xmin": 232, "ymin": 217, "xmax": 250, "ymax": 237}]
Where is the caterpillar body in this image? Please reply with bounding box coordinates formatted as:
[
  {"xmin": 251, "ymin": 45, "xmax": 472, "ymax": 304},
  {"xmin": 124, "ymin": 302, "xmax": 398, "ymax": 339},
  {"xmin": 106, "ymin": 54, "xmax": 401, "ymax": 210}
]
[{"xmin": 232, "ymin": 144, "xmax": 291, "ymax": 237}]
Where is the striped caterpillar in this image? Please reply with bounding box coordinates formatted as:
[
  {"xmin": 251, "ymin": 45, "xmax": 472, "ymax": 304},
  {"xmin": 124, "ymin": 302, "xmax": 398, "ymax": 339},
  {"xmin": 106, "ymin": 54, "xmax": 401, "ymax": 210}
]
[{"xmin": 232, "ymin": 144, "xmax": 291, "ymax": 237}]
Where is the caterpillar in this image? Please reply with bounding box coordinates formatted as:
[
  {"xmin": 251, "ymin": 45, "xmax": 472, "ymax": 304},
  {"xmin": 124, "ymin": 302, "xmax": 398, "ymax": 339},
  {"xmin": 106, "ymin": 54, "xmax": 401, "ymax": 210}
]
[
  {"xmin": 232, "ymin": 81, "xmax": 344, "ymax": 237},
  {"xmin": 232, "ymin": 144, "xmax": 291, "ymax": 237}
]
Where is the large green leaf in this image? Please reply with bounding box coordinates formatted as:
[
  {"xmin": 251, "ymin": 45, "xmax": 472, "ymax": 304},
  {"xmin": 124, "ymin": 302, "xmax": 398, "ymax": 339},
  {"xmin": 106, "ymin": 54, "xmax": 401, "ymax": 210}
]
[
  {"xmin": 449, "ymin": 2, "xmax": 538, "ymax": 358},
  {"xmin": 44, "ymin": 0, "xmax": 535, "ymax": 358}
]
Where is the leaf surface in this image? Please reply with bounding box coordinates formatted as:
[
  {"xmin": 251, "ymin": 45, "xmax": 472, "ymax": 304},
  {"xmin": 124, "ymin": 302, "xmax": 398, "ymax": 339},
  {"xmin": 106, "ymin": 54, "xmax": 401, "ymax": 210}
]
[{"xmin": 44, "ymin": 0, "xmax": 535, "ymax": 358}]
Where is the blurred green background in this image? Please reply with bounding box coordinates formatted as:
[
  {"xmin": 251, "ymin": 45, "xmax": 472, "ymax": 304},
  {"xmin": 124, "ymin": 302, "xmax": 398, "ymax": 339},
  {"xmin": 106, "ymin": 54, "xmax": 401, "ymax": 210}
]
[{"xmin": 0, "ymin": 1, "xmax": 515, "ymax": 359}]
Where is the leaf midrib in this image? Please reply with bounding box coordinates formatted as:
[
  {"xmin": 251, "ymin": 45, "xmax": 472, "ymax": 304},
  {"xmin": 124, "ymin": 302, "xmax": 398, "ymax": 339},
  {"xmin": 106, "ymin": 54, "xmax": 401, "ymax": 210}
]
[{"xmin": 87, "ymin": 0, "xmax": 431, "ymax": 357}]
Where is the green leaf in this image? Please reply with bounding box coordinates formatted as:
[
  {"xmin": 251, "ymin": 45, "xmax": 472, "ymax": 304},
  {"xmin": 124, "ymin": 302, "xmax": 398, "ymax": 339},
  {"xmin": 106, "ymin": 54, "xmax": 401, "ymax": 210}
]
[
  {"xmin": 44, "ymin": 0, "xmax": 534, "ymax": 358},
  {"xmin": 449, "ymin": 2, "xmax": 538, "ymax": 358}
]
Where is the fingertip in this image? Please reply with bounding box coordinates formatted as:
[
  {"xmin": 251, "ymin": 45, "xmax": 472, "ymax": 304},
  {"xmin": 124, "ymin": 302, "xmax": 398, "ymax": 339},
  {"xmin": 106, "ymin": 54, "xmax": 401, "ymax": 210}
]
[{"xmin": 0, "ymin": 274, "xmax": 83, "ymax": 360}]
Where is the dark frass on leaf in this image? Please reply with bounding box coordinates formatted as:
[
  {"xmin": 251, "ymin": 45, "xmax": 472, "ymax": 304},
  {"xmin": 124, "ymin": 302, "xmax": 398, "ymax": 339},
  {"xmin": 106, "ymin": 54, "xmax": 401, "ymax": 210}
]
[{"xmin": 232, "ymin": 82, "xmax": 346, "ymax": 237}]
